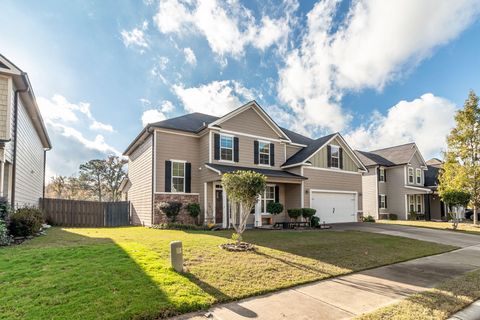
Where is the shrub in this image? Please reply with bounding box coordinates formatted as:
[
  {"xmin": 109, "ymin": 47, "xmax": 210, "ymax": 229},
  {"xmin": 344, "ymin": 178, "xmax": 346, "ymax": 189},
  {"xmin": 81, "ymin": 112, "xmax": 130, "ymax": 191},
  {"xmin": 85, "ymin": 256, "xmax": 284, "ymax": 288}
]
[
  {"xmin": 362, "ymin": 215, "xmax": 375, "ymax": 223},
  {"xmin": 302, "ymin": 208, "xmax": 316, "ymax": 220},
  {"xmin": 310, "ymin": 216, "xmax": 320, "ymax": 228},
  {"xmin": 158, "ymin": 202, "xmax": 182, "ymax": 222},
  {"xmin": 388, "ymin": 214, "xmax": 398, "ymax": 220},
  {"xmin": 186, "ymin": 203, "xmax": 201, "ymax": 224},
  {"xmin": 267, "ymin": 202, "xmax": 284, "ymax": 215},
  {"xmin": 287, "ymin": 208, "xmax": 302, "ymax": 221},
  {"xmin": 8, "ymin": 207, "xmax": 44, "ymax": 237},
  {"xmin": 0, "ymin": 219, "xmax": 12, "ymax": 246},
  {"xmin": 0, "ymin": 197, "xmax": 11, "ymax": 221},
  {"xmin": 408, "ymin": 211, "xmax": 418, "ymax": 221}
]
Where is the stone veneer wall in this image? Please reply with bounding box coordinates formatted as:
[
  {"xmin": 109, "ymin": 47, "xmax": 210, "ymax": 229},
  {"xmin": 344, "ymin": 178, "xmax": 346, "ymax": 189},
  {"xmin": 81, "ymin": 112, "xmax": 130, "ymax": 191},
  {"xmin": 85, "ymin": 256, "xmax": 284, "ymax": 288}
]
[{"xmin": 153, "ymin": 193, "xmax": 200, "ymax": 224}]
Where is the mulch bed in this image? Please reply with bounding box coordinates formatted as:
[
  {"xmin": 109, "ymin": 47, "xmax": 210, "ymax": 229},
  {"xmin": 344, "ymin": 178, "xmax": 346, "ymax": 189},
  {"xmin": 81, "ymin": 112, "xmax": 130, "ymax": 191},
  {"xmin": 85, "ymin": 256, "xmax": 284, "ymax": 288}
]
[{"xmin": 220, "ymin": 242, "xmax": 256, "ymax": 252}]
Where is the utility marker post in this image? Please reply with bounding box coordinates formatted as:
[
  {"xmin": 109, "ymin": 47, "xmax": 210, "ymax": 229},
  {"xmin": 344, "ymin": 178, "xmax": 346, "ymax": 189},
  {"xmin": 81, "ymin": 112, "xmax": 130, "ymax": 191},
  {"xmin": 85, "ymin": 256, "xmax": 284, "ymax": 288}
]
[{"xmin": 170, "ymin": 241, "xmax": 183, "ymax": 272}]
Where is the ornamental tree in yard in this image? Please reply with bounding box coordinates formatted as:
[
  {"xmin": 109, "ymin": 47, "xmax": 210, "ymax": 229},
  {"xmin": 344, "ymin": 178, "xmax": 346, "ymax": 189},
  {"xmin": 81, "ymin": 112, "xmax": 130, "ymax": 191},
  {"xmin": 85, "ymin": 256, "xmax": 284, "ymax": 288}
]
[
  {"xmin": 221, "ymin": 171, "xmax": 266, "ymax": 244},
  {"xmin": 442, "ymin": 190, "xmax": 471, "ymax": 230},
  {"xmin": 439, "ymin": 91, "xmax": 480, "ymax": 225}
]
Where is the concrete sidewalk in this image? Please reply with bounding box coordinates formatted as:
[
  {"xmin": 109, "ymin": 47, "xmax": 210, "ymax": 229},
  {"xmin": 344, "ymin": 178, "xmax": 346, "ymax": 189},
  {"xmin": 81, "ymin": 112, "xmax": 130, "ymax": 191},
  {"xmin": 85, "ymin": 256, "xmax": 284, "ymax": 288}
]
[
  {"xmin": 177, "ymin": 244, "xmax": 480, "ymax": 320},
  {"xmin": 449, "ymin": 300, "xmax": 480, "ymax": 320}
]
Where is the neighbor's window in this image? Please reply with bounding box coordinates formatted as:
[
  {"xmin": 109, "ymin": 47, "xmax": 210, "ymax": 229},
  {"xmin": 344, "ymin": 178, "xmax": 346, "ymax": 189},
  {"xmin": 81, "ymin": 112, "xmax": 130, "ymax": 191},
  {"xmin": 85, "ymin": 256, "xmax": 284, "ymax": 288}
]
[
  {"xmin": 261, "ymin": 185, "xmax": 276, "ymax": 213},
  {"xmin": 259, "ymin": 141, "xmax": 270, "ymax": 165},
  {"xmin": 409, "ymin": 195, "xmax": 415, "ymax": 212},
  {"xmin": 416, "ymin": 168, "xmax": 422, "ymax": 184},
  {"xmin": 220, "ymin": 134, "xmax": 233, "ymax": 161},
  {"xmin": 379, "ymin": 168, "xmax": 385, "ymax": 182},
  {"xmin": 408, "ymin": 167, "xmax": 414, "ymax": 184},
  {"xmin": 171, "ymin": 161, "xmax": 185, "ymax": 192},
  {"xmin": 416, "ymin": 195, "xmax": 422, "ymax": 213},
  {"xmin": 379, "ymin": 194, "xmax": 386, "ymax": 209},
  {"xmin": 330, "ymin": 145, "xmax": 340, "ymax": 168}
]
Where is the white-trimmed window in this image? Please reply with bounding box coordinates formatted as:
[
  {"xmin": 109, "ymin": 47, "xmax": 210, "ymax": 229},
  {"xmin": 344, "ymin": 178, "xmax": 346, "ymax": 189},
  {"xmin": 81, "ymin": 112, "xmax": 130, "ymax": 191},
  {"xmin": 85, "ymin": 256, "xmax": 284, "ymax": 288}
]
[
  {"xmin": 416, "ymin": 195, "xmax": 423, "ymax": 213},
  {"xmin": 379, "ymin": 194, "xmax": 386, "ymax": 209},
  {"xmin": 261, "ymin": 185, "xmax": 276, "ymax": 213},
  {"xmin": 416, "ymin": 168, "xmax": 422, "ymax": 185},
  {"xmin": 220, "ymin": 134, "xmax": 233, "ymax": 161},
  {"xmin": 379, "ymin": 168, "xmax": 385, "ymax": 182},
  {"xmin": 409, "ymin": 195, "xmax": 415, "ymax": 212},
  {"xmin": 330, "ymin": 145, "xmax": 340, "ymax": 168},
  {"xmin": 171, "ymin": 161, "xmax": 185, "ymax": 192},
  {"xmin": 259, "ymin": 141, "xmax": 270, "ymax": 165},
  {"xmin": 408, "ymin": 167, "xmax": 414, "ymax": 184}
]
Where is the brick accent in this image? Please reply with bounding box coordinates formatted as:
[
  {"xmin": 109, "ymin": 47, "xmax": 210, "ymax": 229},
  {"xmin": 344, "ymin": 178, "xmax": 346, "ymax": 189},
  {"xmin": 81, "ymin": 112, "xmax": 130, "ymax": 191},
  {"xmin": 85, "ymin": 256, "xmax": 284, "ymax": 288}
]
[{"xmin": 153, "ymin": 193, "xmax": 199, "ymax": 224}]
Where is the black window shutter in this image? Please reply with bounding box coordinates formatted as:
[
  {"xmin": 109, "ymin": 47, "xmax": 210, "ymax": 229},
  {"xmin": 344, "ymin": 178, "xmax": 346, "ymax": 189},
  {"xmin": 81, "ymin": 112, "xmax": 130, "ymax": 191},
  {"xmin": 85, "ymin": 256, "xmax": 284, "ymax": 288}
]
[
  {"xmin": 185, "ymin": 163, "xmax": 191, "ymax": 193},
  {"xmin": 165, "ymin": 160, "xmax": 172, "ymax": 192},
  {"xmin": 378, "ymin": 195, "xmax": 381, "ymax": 208},
  {"xmin": 339, "ymin": 148, "xmax": 343, "ymax": 169},
  {"xmin": 214, "ymin": 133, "xmax": 220, "ymax": 160},
  {"xmin": 384, "ymin": 169, "xmax": 387, "ymax": 182},
  {"xmin": 254, "ymin": 141, "xmax": 259, "ymax": 164},
  {"xmin": 270, "ymin": 143, "xmax": 275, "ymax": 166},
  {"xmin": 385, "ymin": 195, "xmax": 387, "ymax": 209},
  {"xmin": 327, "ymin": 145, "xmax": 332, "ymax": 167},
  {"xmin": 234, "ymin": 137, "xmax": 239, "ymax": 162},
  {"xmin": 274, "ymin": 185, "xmax": 279, "ymax": 202},
  {"xmin": 377, "ymin": 167, "xmax": 380, "ymax": 181}
]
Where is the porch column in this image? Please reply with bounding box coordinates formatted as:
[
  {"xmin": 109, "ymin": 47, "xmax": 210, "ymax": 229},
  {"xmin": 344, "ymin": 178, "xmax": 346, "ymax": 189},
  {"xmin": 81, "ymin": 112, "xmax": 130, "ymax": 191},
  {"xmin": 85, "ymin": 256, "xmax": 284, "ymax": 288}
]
[
  {"xmin": 255, "ymin": 199, "xmax": 262, "ymax": 227},
  {"xmin": 0, "ymin": 160, "xmax": 4, "ymax": 197},
  {"xmin": 222, "ymin": 188, "xmax": 227, "ymax": 228}
]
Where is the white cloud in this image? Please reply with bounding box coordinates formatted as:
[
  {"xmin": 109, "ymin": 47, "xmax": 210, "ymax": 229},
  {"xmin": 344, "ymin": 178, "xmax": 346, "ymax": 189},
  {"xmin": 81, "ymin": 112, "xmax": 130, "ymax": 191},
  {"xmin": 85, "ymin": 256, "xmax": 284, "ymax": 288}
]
[
  {"xmin": 154, "ymin": 0, "xmax": 296, "ymax": 58},
  {"xmin": 141, "ymin": 109, "xmax": 167, "ymax": 127},
  {"xmin": 277, "ymin": 0, "xmax": 480, "ymax": 133},
  {"xmin": 173, "ymin": 80, "xmax": 254, "ymax": 116},
  {"xmin": 120, "ymin": 21, "xmax": 149, "ymax": 50},
  {"xmin": 346, "ymin": 93, "xmax": 458, "ymax": 159},
  {"xmin": 160, "ymin": 100, "xmax": 175, "ymax": 113},
  {"xmin": 183, "ymin": 47, "xmax": 197, "ymax": 66},
  {"xmin": 90, "ymin": 120, "xmax": 114, "ymax": 132}
]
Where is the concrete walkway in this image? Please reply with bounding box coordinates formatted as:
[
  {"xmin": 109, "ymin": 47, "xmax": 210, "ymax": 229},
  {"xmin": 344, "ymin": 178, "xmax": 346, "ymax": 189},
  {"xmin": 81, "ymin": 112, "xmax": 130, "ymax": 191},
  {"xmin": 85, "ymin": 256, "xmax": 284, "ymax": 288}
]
[{"xmin": 174, "ymin": 225, "xmax": 480, "ymax": 320}]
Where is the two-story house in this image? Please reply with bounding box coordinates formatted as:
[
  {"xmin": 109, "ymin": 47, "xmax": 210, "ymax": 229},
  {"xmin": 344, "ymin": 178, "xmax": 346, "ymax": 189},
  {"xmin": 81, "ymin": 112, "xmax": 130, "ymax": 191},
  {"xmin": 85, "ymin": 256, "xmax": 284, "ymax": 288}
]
[
  {"xmin": 0, "ymin": 54, "xmax": 51, "ymax": 208},
  {"xmin": 355, "ymin": 143, "xmax": 431, "ymax": 220},
  {"xmin": 123, "ymin": 101, "xmax": 367, "ymax": 227}
]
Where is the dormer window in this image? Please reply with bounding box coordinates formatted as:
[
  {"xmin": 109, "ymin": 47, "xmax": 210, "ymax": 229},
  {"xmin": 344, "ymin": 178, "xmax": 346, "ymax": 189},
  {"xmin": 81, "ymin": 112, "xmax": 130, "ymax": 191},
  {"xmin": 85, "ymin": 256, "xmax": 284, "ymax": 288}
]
[
  {"xmin": 330, "ymin": 145, "xmax": 340, "ymax": 168},
  {"xmin": 408, "ymin": 167, "xmax": 414, "ymax": 184}
]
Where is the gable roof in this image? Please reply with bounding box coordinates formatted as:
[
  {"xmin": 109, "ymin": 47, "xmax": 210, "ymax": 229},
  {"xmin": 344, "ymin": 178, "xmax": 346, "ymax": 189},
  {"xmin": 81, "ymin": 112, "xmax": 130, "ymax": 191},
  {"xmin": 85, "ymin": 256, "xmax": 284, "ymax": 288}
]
[
  {"xmin": 424, "ymin": 165, "xmax": 441, "ymax": 188},
  {"xmin": 149, "ymin": 112, "xmax": 218, "ymax": 133},
  {"xmin": 355, "ymin": 143, "xmax": 427, "ymax": 167},
  {"xmin": 205, "ymin": 163, "xmax": 307, "ymax": 180}
]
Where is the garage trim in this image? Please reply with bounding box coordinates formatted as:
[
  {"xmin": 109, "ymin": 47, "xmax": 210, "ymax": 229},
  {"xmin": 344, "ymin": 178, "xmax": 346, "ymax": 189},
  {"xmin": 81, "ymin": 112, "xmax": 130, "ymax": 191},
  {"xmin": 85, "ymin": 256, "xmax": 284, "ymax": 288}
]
[{"xmin": 309, "ymin": 189, "xmax": 358, "ymax": 218}]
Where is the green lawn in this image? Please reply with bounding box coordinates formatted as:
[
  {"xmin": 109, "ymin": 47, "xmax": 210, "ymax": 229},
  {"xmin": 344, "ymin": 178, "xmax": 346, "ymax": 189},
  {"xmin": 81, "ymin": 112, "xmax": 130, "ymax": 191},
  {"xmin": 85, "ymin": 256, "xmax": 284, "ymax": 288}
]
[
  {"xmin": 357, "ymin": 269, "xmax": 480, "ymax": 320},
  {"xmin": 0, "ymin": 227, "xmax": 456, "ymax": 319},
  {"xmin": 378, "ymin": 220, "xmax": 480, "ymax": 235}
]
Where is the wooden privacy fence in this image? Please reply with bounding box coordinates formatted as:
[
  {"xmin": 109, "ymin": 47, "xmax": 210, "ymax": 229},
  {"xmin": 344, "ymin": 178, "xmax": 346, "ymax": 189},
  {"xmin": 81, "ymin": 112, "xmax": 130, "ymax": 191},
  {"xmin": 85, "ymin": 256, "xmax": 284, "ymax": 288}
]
[{"xmin": 40, "ymin": 198, "xmax": 130, "ymax": 227}]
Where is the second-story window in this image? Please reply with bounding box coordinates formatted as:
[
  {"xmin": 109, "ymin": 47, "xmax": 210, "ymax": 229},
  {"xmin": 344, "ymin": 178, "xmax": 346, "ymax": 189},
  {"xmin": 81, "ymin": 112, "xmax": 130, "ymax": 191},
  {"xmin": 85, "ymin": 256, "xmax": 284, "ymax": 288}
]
[
  {"xmin": 416, "ymin": 168, "xmax": 422, "ymax": 184},
  {"xmin": 379, "ymin": 168, "xmax": 385, "ymax": 182},
  {"xmin": 171, "ymin": 161, "xmax": 185, "ymax": 192},
  {"xmin": 259, "ymin": 141, "xmax": 270, "ymax": 165},
  {"xmin": 408, "ymin": 167, "xmax": 414, "ymax": 184},
  {"xmin": 330, "ymin": 145, "xmax": 340, "ymax": 168},
  {"xmin": 220, "ymin": 135, "xmax": 233, "ymax": 161}
]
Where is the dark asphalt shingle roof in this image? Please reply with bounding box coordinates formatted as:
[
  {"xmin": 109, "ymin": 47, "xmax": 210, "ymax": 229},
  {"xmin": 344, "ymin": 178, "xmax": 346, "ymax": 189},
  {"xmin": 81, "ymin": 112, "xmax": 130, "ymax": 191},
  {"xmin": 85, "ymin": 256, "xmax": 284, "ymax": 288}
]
[
  {"xmin": 279, "ymin": 127, "xmax": 314, "ymax": 145},
  {"xmin": 281, "ymin": 133, "xmax": 337, "ymax": 167},
  {"xmin": 424, "ymin": 165, "xmax": 441, "ymax": 187},
  {"xmin": 205, "ymin": 163, "xmax": 307, "ymax": 180},
  {"xmin": 355, "ymin": 143, "xmax": 417, "ymax": 167}
]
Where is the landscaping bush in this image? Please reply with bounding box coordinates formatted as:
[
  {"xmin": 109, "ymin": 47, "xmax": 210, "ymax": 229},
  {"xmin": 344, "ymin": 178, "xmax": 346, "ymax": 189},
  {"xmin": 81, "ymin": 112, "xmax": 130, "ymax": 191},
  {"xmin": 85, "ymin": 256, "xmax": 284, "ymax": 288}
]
[
  {"xmin": 8, "ymin": 207, "xmax": 44, "ymax": 237},
  {"xmin": 287, "ymin": 208, "xmax": 302, "ymax": 221},
  {"xmin": 388, "ymin": 213, "xmax": 398, "ymax": 220},
  {"xmin": 0, "ymin": 197, "xmax": 11, "ymax": 221},
  {"xmin": 267, "ymin": 202, "xmax": 284, "ymax": 215},
  {"xmin": 310, "ymin": 216, "xmax": 320, "ymax": 227},
  {"xmin": 362, "ymin": 215, "xmax": 375, "ymax": 223},
  {"xmin": 0, "ymin": 219, "xmax": 12, "ymax": 246},
  {"xmin": 158, "ymin": 202, "xmax": 182, "ymax": 222},
  {"xmin": 302, "ymin": 208, "xmax": 316, "ymax": 220},
  {"xmin": 186, "ymin": 203, "xmax": 201, "ymax": 224},
  {"xmin": 408, "ymin": 211, "xmax": 418, "ymax": 221}
]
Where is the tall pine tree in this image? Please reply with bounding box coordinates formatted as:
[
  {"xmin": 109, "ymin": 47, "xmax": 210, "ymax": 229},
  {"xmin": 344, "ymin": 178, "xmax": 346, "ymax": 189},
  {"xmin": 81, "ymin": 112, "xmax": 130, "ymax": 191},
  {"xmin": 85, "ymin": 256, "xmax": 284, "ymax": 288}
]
[{"xmin": 439, "ymin": 91, "xmax": 480, "ymax": 224}]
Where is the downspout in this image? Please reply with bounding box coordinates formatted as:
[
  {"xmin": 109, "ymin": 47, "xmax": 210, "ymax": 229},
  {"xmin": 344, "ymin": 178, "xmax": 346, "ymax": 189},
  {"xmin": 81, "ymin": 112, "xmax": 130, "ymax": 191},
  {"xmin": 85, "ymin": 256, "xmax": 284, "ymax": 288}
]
[
  {"xmin": 150, "ymin": 127, "xmax": 155, "ymax": 226},
  {"xmin": 11, "ymin": 86, "xmax": 28, "ymax": 209},
  {"xmin": 42, "ymin": 150, "xmax": 47, "ymax": 200}
]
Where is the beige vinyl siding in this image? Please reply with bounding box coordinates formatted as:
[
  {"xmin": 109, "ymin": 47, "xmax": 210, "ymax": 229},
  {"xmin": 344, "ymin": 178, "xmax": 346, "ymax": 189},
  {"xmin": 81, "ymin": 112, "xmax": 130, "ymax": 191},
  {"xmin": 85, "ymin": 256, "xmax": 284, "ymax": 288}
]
[
  {"xmin": 303, "ymin": 167, "xmax": 362, "ymax": 210},
  {"xmin": 155, "ymin": 131, "xmax": 201, "ymax": 193},
  {"xmin": 129, "ymin": 135, "xmax": 153, "ymax": 226},
  {"xmin": 0, "ymin": 76, "xmax": 12, "ymax": 141},
  {"xmin": 362, "ymin": 166, "xmax": 379, "ymax": 218},
  {"xmin": 285, "ymin": 183, "xmax": 301, "ymax": 209},
  {"xmin": 286, "ymin": 145, "xmax": 302, "ymax": 159},
  {"xmin": 308, "ymin": 137, "xmax": 359, "ymax": 172},
  {"xmin": 13, "ymin": 98, "xmax": 45, "ymax": 207},
  {"xmin": 385, "ymin": 166, "xmax": 412, "ymax": 219},
  {"xmin": 219, "ymin": 107, "xmax": 280, "ymax": 139}
]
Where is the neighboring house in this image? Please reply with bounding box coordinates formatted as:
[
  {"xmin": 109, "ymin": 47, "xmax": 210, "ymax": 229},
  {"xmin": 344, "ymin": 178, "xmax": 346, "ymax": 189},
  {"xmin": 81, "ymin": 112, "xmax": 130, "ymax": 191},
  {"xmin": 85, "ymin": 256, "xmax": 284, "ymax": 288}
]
[
  {"xmin": 123, "ymin": 101, "xmax": 367, "ymax": 227},
  {"xmin": 0, "ymin": 54, "xmax": 51, "ymax": 208},
  {"xmin": 424, "ymin": 158, "xmax": 447, "ymax": 220},
  {"xmin": 356, "ymin": 143, "xmax": 433, "ymax": 220}
]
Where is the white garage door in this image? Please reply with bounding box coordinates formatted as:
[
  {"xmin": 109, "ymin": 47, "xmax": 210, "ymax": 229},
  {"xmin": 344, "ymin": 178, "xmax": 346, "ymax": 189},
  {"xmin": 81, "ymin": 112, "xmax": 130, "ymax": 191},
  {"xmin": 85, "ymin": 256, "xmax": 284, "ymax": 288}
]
[{"xmin": 311, "ymin": 191, "xmax": 357, "ymax": 224}]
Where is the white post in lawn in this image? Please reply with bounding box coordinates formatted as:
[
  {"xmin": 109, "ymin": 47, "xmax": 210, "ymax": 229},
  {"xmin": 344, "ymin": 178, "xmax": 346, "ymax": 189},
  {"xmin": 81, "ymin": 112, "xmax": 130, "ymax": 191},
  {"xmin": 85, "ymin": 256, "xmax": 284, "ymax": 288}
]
[{"xmin": 170, "ymin": 241, "xmax": 183, "ymax": 273}]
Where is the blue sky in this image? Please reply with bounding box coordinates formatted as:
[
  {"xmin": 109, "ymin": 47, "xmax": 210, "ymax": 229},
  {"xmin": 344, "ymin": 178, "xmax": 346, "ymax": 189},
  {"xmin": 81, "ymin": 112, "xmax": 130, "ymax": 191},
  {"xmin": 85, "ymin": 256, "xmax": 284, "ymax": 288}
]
[{"xmin": 1, "ymin": 0, "xmax": 480, "ymax": 178}]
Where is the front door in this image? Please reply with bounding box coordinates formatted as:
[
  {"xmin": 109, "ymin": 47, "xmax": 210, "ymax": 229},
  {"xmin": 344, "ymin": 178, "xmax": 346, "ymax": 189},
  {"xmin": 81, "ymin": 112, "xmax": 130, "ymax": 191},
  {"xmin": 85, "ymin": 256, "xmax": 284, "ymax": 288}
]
[{"xmin": 215, "ymin": 189, "xmax": 223, "ymax": 224}]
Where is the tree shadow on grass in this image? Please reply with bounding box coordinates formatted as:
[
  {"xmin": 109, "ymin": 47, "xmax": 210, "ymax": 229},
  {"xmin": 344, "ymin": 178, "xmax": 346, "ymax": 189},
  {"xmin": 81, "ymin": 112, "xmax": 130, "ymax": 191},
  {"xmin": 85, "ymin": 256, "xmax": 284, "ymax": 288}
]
[{"xmin": 0, "ymin": 228, "xmax": 211, "ymax": 320}]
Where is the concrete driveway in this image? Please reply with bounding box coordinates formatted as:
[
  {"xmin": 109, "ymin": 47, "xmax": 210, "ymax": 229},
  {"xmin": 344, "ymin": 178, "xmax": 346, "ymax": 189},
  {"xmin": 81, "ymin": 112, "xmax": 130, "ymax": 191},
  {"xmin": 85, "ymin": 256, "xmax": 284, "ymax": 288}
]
[
  {"xmin": 175, "ymin": 224, "xmax": 480, "ymax": 320},
  {"xmin": 333, "ymin": 222, "xmax": 480, "ymax": 248}
]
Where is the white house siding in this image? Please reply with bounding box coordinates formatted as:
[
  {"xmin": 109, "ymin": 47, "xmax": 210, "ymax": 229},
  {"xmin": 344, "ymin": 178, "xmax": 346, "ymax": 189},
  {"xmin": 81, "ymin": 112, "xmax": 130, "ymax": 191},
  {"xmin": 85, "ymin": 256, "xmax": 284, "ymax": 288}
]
[
  {"xmin": 129, "ymin": 135, "xmax": 153, "ymax": 226},
  {"xmin": 362, "ymin": 167, "xmax": 378, "ymax": 218},
  {"xmin": 13, "ymin": 98, "xmax": 45, "ymax": 207}
]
